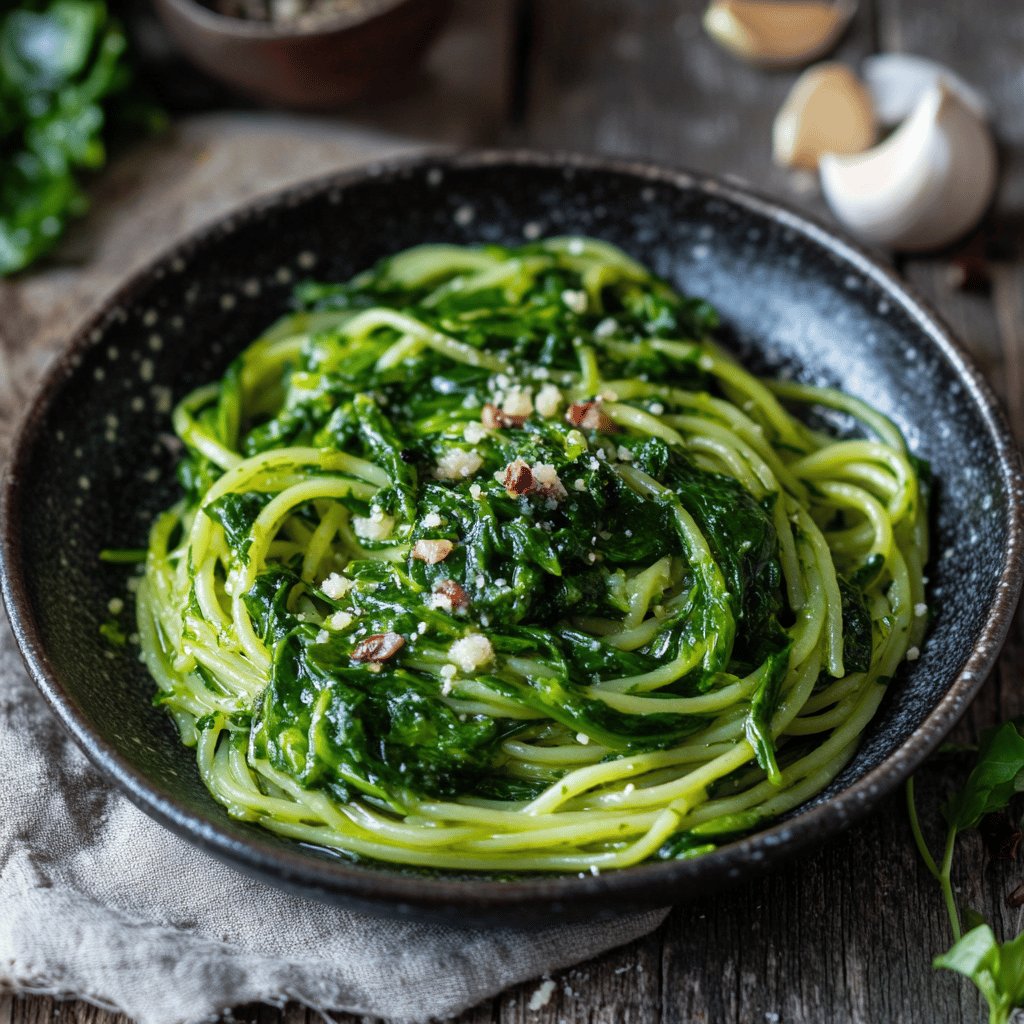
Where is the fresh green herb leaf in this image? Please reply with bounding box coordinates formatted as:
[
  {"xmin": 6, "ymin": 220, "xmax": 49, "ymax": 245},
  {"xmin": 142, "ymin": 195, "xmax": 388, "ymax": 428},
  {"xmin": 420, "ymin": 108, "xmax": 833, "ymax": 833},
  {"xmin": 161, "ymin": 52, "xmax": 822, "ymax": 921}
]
[{"xmin": 943, "ymin": 722, "xmax": 1024, "ymax": 832}]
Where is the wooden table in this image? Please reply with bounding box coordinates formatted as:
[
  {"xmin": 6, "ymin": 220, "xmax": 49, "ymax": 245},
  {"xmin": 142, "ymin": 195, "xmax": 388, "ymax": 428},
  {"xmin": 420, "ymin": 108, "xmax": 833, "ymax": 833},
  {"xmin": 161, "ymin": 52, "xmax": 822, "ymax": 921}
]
[{"xmin": 3, "ymin": 1, "xmax": 1023, "ymax": 1021}]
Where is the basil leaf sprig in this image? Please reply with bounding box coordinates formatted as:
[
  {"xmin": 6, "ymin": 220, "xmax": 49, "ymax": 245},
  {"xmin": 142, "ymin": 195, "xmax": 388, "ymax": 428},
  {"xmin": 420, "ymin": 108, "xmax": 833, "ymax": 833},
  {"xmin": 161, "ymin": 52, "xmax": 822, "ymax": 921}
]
[
  {"xmin": 0, "ymin": 0, "xmax": 160, "ymax": 275},
  {"xmin": 908, "ymin": 721, "xmax": 1024, "ymax": 1024}
]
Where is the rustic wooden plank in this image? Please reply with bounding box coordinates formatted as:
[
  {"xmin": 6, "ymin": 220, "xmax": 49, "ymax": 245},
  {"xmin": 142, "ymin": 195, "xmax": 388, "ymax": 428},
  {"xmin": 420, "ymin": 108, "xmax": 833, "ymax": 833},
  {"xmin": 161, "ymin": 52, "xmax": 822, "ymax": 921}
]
[
  {"xmin": 882, "ymin": 0, "xmax": 1024, "ymax": 987},
  {"xmin": 517, "ymin": 0, "xmax": 876, "ymax": 219}
]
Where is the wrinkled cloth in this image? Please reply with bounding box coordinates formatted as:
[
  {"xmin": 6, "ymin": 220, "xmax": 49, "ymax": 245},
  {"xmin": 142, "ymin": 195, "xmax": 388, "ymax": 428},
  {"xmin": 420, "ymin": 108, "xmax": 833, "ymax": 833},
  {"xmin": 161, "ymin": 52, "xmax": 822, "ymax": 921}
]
[{"xmin": 0, "ymin": 622, "xmax": 668, "ymax": 1023}]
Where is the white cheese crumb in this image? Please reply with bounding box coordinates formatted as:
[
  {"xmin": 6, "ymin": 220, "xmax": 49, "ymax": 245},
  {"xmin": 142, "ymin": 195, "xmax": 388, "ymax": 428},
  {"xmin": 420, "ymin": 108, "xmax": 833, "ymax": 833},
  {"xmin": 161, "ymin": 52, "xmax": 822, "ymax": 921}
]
[
  {"xmin": 475, "ymin": 574, "xmax": 486, "ymax": 589},
  {"xmin": 914, "ymin": 603, "xmax": 928, "ymax": 617},
  {"xmin": 463, "ymin": 420, "xmax": 488, "ymax": 444},
  {"xmin": 576, "ymin": 732, "xmax": 590, "ymax": 745},
  {"xmin": 594, "ymin": 317, "xmax": 618, "ymax": 338},
  {"xmin": 353, "ymin": 513, "xmax": 395, "ymax": 541},
  {"xmin": 616, "ymin": 445, "xmax": 634, "ymax": 462},
  {"xmin": 430, "ymin": 592, "xmax": 454, "ymax": 613},
  {"xmin": 906, "ymin": 646, "xmax": 921, "ymax": 662},
  {"xmin": 321, "ymin": 573, "xmax": 353, "ymax": 599},
  {"xmin": 587, "ymin": 552, "xmax": 598, "ymax": 563},
  {"xmin": 440, "ymin": 663, "xmax": 457, "ymax": 694},
  {"xmin": 561, "ymin": 289, "xmax": 588, "ymax": 314},
  {"xmin": 589, "ymin": 864, "xmax": 601, "ymax": 876},
  {"xmin": 315, "ymin": 629, "xmax": 329, "ymax": 644},
  {"xmin": 326, "ymin": 611, "xmax": 353, "ymax": 631},
  {"xmin": 588, "ymin": 457, "xmax": 600, "ymax": 471},
  {"xmin": 421, "ymin": 511, "xmax": 443, "ymax": 529},
  {"xmin": 107, "ymin": 598, "xmax": 124, "ymax": 615},
  {"xmin": 573, "ymin": 478, "xmax": 587, "ymax": 492},
  {"xmin": 623, "ymin": 783, "xmax": 635, "ymax": 795},
  {"xmin": 469, "ymin": 482, "xmax": 482, "ymax": 500},
  {"xmin": 535, "ymin": 383, "xmax": 563, "ymax": 418},
  {"xmin": 417, "ymin": 621, "xmax": 428, "ymax": 635},
  {"xmin": 528, "ymin": 979, "xmax": 557, "ymax": 1012},
  {"xmin": 502, "ymin": 386, "xmax": 533, "ymax": 418},
  {"xmin": 698, "ymin": 354, "xmax": 715, "ymax": 370},
  {"xmin": 649, "ymin": 402, "xmax": 665, "ymax": 415},
  {"xmin": 531, "ymin": 462, "xmax": 567, "ymax": 499},
  {"xmin": 435, "ymin": 449, "xmax": 483, "ymax": 480},
  {"xmin": 448, "ymin": 634, "xmax": 495, "ymax": 672}
]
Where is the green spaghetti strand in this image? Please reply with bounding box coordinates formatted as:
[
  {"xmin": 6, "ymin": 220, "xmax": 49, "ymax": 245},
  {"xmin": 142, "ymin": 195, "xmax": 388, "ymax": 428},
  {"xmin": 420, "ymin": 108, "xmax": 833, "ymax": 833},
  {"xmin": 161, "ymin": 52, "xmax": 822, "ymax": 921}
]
[{"xmin": 134, "ymin": 237, "xmax": 928, "ymax": 873}]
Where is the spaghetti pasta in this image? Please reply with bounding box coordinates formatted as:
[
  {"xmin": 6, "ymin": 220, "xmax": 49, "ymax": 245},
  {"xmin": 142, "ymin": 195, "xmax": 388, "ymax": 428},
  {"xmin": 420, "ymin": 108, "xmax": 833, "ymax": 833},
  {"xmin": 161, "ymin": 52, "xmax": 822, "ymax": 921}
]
[{"xmin": 135, "ymin": 237, "xmax": 928, "ymax": 873}]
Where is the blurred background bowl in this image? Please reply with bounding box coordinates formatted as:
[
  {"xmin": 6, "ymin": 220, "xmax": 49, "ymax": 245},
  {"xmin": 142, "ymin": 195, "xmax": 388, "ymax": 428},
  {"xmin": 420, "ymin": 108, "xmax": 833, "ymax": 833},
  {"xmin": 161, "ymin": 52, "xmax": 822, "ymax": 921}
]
[{"xmin": 152, "ymin": 0, "xmax": 453, "ymax": 110}]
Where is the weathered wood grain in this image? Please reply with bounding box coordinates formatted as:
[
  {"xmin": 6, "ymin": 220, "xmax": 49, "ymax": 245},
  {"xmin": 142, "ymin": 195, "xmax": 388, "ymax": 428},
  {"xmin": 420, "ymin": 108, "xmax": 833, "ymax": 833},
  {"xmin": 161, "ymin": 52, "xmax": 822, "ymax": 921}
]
[
  {"xmin": 518, "ymin": 0, "xmax": 877, "ymax": 220},
  {"xmin": 5, "ymin": 1, "xmax": 1024, "ymax": 1023}
]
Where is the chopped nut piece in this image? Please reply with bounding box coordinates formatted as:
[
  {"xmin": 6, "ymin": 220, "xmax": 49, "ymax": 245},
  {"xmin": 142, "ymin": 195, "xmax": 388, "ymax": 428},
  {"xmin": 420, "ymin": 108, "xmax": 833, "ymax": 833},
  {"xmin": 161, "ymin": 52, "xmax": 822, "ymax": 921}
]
[
  {"xmin": 531, "ymin": 462, "xmax": 567, "ymax": 499},
  {"xmin": 566, "ymin": 400, "xmax": 619, "ymax": 433},
  {"xmin": 482, "ymin": 402, "xmax": 527, "ymax": 429},
  {"xmin": 433, "ymin": 578, "xmax": 469, "ymax": 612},
  {"xmin": 351, "ymin": 631, "xmax": 405, "ymax": 663},
  {"xmin": 412, "ymin": 538, "xmax": 455, "ymax": 564},
  {"xmin": 502, "ymin": 457, "xmax": 535, "ymax": 496}
]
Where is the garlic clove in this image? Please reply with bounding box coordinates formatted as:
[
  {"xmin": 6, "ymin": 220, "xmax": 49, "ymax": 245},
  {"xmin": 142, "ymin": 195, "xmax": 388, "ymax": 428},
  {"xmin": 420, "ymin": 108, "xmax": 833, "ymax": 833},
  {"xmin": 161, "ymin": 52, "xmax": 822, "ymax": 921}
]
[
  {"xmin": 862, "ymin": 53, "xmax": 990, "ymax": 126},
  {"xmin": 773, "ymin": 62, "xmax": 876, "ymax": 170},
  {"xmin": 703, "ymin": 0, "xmax": 855, "ymax": 68},
  {"xmin": 820, "ymin": 82, "xmax": 997, "ymax": 251}
]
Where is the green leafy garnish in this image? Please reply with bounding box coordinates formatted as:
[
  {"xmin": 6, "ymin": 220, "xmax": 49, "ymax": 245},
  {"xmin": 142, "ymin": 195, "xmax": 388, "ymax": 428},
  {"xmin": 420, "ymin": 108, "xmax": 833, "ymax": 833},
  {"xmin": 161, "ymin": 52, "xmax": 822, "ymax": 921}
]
[
  {"xmin": 0, "ymin": 0, "xmax": 159, "ymax": 274},
  {"xmin": 909, "ymin": 721, "xmax": 1024, "ymax": 1023}
]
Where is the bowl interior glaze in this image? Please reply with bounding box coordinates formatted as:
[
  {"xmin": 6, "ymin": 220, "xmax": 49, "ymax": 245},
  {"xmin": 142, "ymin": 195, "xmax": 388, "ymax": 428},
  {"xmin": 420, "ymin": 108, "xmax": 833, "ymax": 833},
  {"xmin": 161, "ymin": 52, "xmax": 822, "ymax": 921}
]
[{"xmin": 3, "ymin": 152, "xmax": 1021, "ymax": 925}]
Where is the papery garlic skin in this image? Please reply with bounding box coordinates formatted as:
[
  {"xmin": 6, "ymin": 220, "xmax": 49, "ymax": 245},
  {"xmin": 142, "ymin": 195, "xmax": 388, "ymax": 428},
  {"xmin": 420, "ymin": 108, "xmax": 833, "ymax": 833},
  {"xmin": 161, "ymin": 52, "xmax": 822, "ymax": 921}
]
[
  {"xmin": 703, "ymin": 0, "xmax": 854, "ymax": 68},
  {"xmin": 773, "ymin": 63, "xmax": 876, "ymax": 170},
  {"xmin": 820, "ymin": 82, "xmax": 997, "ymax": 252},
  {"xmin": 862, "ymin": 53, "xmax": 990, "ymax": 126}
]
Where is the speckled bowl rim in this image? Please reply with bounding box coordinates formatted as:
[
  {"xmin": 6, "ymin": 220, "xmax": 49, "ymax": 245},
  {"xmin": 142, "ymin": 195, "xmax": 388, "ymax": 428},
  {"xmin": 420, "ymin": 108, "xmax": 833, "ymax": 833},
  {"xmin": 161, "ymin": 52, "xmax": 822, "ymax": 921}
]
[
  {"xmin": 3, "ymin": 149, "xmax": 1023, "ymax": 919},
  {"xmin": 158, "ymin": 0, "xmax": 418, "ymax": 40}
]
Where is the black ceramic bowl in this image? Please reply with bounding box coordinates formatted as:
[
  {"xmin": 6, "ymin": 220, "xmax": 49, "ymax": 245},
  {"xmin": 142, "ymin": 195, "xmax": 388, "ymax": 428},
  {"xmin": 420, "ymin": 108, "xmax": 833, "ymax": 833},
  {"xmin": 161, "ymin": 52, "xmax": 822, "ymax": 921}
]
[{"xmin": 3, "ymin": 152, "xmax": 1022, "ymax": 925}]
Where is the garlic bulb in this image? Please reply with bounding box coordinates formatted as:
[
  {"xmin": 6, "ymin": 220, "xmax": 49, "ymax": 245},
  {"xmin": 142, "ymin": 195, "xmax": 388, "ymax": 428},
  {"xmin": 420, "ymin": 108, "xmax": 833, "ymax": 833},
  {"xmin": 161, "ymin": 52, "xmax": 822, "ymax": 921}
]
[
  {"xmin": 773, "ymin": 63, "xmax": 875, "ymax": 170},
  {"xmin": 862, "ymin": 53, "xmax": 990, "ymax": 126},
  {"xmin": 703, "ymin": 0, "xmax": 855, "ymax": 68},
  {"xmin": 819, "ymin": 82, "xmax": 997, "ymax": 252}
]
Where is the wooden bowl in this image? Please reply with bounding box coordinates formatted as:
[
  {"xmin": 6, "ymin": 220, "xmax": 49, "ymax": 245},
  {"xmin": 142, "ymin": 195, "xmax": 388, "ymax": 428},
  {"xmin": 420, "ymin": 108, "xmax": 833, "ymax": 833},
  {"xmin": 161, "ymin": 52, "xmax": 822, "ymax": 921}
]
[{"xmin": 152, "ymin": 0, "xmax": 453, "ymax": 110}]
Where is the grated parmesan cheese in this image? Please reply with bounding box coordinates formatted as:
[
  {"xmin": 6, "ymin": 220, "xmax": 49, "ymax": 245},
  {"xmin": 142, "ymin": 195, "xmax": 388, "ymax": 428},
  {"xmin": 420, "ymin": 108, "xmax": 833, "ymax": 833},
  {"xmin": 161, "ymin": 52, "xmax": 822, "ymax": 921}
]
[
  {"xmin": 352, "ymin": 513, "xmax": 395, "ymax": 541},
  {"xmin": 561, "ymin": 289, "xmax": 588, "ymax": 314},
  {"xmin": 448, "ymin": 634, "xmax": 495, "ymax": 672},
  {"xmin": 326, "ymin": 610, "xmax": 353, "ymax": 631},
  {"xmin": 321, "ymin": 573, "xmax": 353, "ymax": 599},
  {"xmin": 435, "ymin": 449, "xmax": 483, "ymax": 480},
  {"xmin": 501, "ymin": 386, "xmax": 533, "ymax": 419},
  {"xmin": 535, "ymin": 383, "xmax": 563, "ymax": 418}
]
